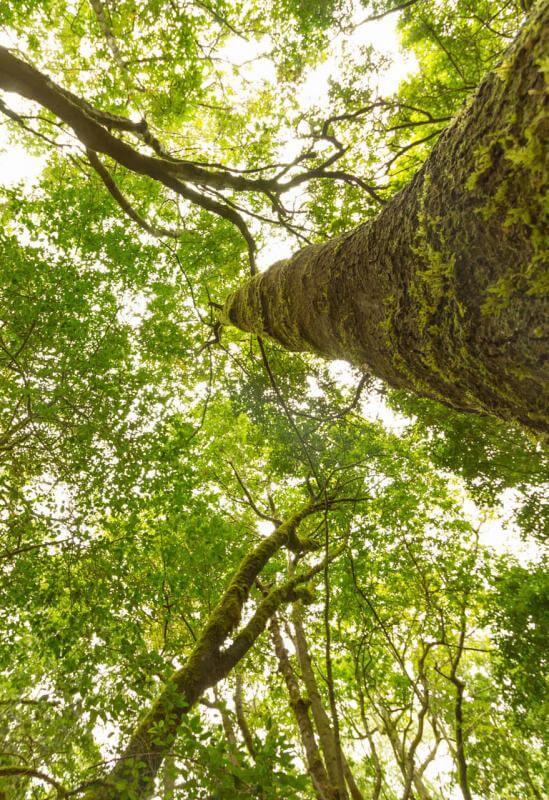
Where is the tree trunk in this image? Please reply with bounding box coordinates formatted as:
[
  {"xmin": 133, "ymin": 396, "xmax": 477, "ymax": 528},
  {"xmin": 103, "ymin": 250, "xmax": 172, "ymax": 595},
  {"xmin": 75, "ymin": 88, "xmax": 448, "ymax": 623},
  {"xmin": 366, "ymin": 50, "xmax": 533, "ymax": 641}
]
[
  {"xmin": 223, "ymin": 4, "xmax": 548, "ymax": 434},
  {"xmin": 81, "ymin": 505, "xmax": 325, "ymax": 800},
  {"xmin": 270, "ymin": 616, "xmax": 336, "ymax": 800},
  {"xmin": 380, "ymin": 712, "xmax": 434, "ymax": 800},
  {"xmin": 291, "ymin": 606, "xmax": 363, "ymax": 800}
]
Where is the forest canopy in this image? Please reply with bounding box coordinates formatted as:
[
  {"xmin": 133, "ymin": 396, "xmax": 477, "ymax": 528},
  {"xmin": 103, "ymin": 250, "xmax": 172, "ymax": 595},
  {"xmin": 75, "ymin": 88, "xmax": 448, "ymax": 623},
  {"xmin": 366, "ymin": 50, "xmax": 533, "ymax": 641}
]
[{"xmin": 0, "ymin": 1, "xmax": 547, "ymax": 799}]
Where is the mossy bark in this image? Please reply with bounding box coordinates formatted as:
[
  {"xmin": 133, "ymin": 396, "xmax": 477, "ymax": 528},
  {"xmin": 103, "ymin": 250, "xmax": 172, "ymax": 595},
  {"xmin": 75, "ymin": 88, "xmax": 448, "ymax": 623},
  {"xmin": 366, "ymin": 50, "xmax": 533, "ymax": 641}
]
[
  {"xmin": 270, "ymin": 616, "xmax": 336, "ymax": 800},
  {"xmin": 82, "ymin": 505, "xmax": 324, "ymax": 800},
  {"xmin": 292, "ymin": 606, "xmax": 364, "ymax": 800},
  {"xmin": 223, "ymin": 4, "xmax": 548, "ymax": 434}
]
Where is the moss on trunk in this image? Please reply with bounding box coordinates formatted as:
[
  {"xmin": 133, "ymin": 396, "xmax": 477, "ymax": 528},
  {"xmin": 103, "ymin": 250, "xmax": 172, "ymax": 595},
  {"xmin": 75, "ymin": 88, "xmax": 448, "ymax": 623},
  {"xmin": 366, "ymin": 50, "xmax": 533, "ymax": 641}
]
[
  {"xmin": 82, "ymin": 505, "xmax": 325, "ymax": 799},
  {"xmin": 223, "ymin": 4, "xmax": 548, "ymax": 434}
]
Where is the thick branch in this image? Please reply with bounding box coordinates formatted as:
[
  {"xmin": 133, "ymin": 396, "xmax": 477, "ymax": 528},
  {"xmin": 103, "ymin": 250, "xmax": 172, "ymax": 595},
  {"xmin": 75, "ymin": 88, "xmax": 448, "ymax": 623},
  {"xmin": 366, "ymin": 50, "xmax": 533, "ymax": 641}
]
[
  {"xmin": 82, "ymin": 503, "xmax": 332, "ymax": 799},
  {"xmin": 86, "ymin": 149, "xmax": 182, "ymax": 238},
  {"xmin": 0, "ymin": 767, "xmax": 66, "ymax": 797}
]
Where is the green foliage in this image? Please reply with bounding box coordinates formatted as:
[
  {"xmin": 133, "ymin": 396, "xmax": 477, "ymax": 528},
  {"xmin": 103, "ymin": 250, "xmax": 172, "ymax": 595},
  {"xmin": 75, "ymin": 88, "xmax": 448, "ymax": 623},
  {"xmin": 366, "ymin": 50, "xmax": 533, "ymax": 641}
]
[
  {"xmin": 491, "ymin": 561, "xmax": 549, "ymax": 734},
  {"xmin": 0, "ymin": 1, "xmax": 545, "ymax": 798},
  {"xmin": 388, "ymin": 389, "xmax": 549, "ymax": 538}
]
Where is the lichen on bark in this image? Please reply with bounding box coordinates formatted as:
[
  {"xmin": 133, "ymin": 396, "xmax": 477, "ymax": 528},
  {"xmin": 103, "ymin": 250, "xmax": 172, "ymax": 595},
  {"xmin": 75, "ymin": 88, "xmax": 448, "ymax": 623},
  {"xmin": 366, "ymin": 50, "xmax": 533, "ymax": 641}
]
[{"xmin": 222, "ymin": 3, "xmax": 549, "ymax": 434}]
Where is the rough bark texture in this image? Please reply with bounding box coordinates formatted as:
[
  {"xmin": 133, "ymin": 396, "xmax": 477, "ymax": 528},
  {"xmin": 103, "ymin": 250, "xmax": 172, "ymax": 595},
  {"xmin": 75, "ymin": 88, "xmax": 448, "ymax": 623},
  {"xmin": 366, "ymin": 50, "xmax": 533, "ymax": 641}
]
[
  {"xmin": 81, "ymin": 505, "xmax": 324, "ymax": 800},
  {"xmin": 292, "ymin": 607, "xmax": 364, "ymax": 800},
  {"xmin": 270, "ymin": 616, "xmax": 335, "ymax": 800},
  {"xmin": 223, "ymin": 4, "xmax": 548, "ymax": 433}
]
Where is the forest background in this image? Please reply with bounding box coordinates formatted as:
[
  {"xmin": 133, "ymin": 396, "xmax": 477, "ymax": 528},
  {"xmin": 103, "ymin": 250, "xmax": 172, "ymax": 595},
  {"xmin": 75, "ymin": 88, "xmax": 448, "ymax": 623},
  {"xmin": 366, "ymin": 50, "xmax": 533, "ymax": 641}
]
[{"xmin": 0, "ymin": 1, "xmax": 547, "ymax": 799}]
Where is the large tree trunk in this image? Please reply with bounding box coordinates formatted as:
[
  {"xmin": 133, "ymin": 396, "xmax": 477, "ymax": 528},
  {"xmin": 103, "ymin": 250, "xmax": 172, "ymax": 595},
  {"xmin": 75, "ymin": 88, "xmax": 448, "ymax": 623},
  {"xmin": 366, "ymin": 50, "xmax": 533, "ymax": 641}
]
[{"xmin": 223, "ymin": 3, "xmax": 548, "ymax": 433}]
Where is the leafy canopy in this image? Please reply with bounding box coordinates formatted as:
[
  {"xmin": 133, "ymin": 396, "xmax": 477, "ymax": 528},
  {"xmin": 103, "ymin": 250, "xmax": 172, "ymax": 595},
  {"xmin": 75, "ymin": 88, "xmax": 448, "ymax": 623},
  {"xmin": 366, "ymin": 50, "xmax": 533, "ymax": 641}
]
[{"xmin": 0, "ymin": 1, "xmax": 546, "ymax": 799}]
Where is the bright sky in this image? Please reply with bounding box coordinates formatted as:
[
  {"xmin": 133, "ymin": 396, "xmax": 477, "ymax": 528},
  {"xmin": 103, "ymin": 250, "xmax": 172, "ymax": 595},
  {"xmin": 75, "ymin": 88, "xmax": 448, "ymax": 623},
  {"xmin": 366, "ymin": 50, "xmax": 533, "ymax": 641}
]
[{"xmin": 0, "ymin": 142, "xmax": 46, "ymax": 185}]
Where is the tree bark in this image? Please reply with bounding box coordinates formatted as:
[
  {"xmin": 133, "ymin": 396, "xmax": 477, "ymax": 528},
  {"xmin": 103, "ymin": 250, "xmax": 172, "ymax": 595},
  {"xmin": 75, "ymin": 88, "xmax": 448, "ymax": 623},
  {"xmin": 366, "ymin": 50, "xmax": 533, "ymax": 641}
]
[
  {"xmin": 380, "ymin": 712, "xmax": 434, "ymax": 800},
  {"xmin": 223, "ymin": 4, "xmax": 548, "ymax": 434},
  {"xmin": 80, "ymin": 504, "xmax": 329, "ymax": 800},
  {"xmin": 291, "ymin": 606, "xmax": 365, "ymax": 800},
  {"xmin": 270, "ymin": 616, "xmax": 336, "ymax": 800},
  {"xmin": 234, "ymin": 674, "xmax": 257, "ymax": 758}
]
